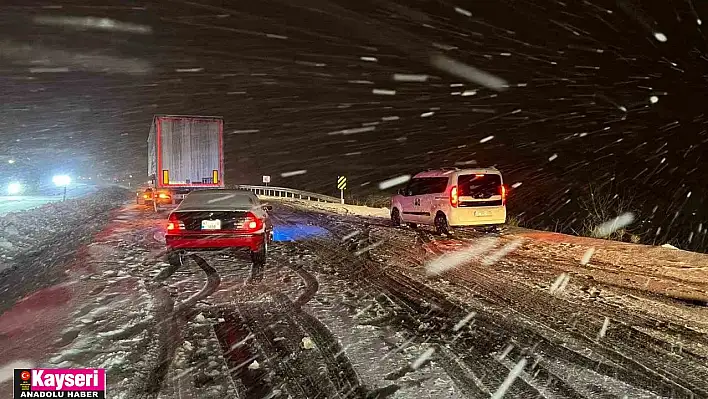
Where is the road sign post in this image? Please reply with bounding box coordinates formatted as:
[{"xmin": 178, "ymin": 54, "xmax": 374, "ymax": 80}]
[
  {"xmin": 337, "ymin": 176, "xmax": 347, "ymax": 204},
  {"xmin": 262, "ymin": 175, "xmax": 271, "ymax": 187}
]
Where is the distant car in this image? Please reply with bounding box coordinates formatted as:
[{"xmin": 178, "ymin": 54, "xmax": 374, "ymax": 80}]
[
  {"xmin": 390, "ymin": 167, "xmax": 507, "ymax": 235},
  {"xmin": 136, "ymin": 187, "xmax": 153, "ymax": 205},
  {"xmin": 136, "ymin": 187, "xmax": 173, "ymax": 206},
  {"xmin": 165, "ymin": 189, "xmax": 273, "ymax": 267}
]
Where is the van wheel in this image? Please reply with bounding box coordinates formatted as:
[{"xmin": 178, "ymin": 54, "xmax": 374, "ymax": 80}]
[
  {"xmin": 487, "ymin": 225, "xmax": 502, "ymax": 233},
  {"xmin": 434, "ymin": 213, "xmax": 451, "ymax": 236},
  {"xmin": 391, "ymin": 208, "xmax": 402, "ymax": 227}
]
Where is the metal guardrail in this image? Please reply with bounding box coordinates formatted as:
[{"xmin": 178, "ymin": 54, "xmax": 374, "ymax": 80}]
[{"xmin": 234, "ymin": 185, "xmax": 341, "ymax": 203}]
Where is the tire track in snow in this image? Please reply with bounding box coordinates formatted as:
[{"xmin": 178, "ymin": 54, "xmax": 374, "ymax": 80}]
[{"xmin": 277, "ymin": 202, "xmax": 707, "ymax": 398}]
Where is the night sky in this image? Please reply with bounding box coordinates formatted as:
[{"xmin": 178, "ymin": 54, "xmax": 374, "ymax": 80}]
[{"xmin": 1, "ymin": 0, "xmax": 708, "ymax": 248}]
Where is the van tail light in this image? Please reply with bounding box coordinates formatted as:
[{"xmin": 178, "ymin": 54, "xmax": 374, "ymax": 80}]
[
  {"xmin": 450, "ymin": 185, "xmax": 459, "ymax": 208},
  {"xmin": 242, "ymin": 212, "xmax": 263, "ymax": 233},
  {"xmin": 500, "ymin": 185, "xmax": 507, "ymax": 205},
  {"xmin": 167, "ymin": 213, "xmax": 184, "ymax": 232},
  {"xmin": 158, "ymin": 193, "xmax": 170, "ymax": 199}
]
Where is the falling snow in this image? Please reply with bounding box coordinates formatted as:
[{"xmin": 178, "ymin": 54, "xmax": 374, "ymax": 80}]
[
  {"xmin": 281, "ymin": 170, "xmax": 308, "ymax": 177},
  {"xmin": 3, "ymin": 2, "xmax": 708, "ymax": 397},
  {"xmin": 372, "ymin": 88, "xmax": 396, "ymax": 96},
  {"xmin": 479, "ymin": 135, "xmax": 494, "ymax": 143},
  {"xmin": 491, "ymin": 358, "xmax": 527, "ymax": 399},
  {"xmin": 393, "ymin": 73, "xmax": 429, "ymax": 82},
  {"xmin": 593, "ymin": 213, "xmax": 636, "ymax": 238},
  {"xmin": 411, "ymin": 348, "xmax": 435, "ymax": 370},
  {"xmin": 580, "ymin": 247, "xmax": 596, "ymax": 265},
  {"xmin": 425, "ymin": 238, "xmax": 499, "ymax": 275},
  {"xmin": 378, "ymin": 175, "xmax": 411, "ymax": 190}
]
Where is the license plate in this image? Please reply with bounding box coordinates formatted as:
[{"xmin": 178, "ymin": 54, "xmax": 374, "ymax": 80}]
[
  {"xmin": 201, "ymin": 219, "xmax": 221, "ymax": 230},
  {"xmin": 174, "ymin": 194, "xmax": 186, "ymax": 199},
  {"xmin": 474, "ymin": 210, "xmax": 492, "ymax": 217}
]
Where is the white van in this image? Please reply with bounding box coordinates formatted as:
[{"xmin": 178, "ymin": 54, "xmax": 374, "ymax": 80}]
[{"xmin": 390, "ymin": 167, "xmax": 507, "ymax": 234}]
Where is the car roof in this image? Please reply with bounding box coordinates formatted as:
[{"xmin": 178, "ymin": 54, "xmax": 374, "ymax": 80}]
[
  {"xmin": 175, "ymin": 189, "xmax": 259, "ymax": 211},
  {"xmin": 413, "ymin": 168, "xmax": 501, "ymax": 178}
]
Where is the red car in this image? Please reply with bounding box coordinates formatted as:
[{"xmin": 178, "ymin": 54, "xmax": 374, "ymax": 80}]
[{"xmin": 165, "ymin": 189, "xmax": 273, "ymax": 268}]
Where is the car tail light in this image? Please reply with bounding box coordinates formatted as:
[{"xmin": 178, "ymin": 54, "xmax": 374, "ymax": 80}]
[
  {"xmin": 167, "ymin": 213, "xmax": 184, "ymax": 231},
  {"xmin": 143, "ymin": 194, "xmax": 150, "ymax": 199},
  {"xmin": 500, "ymin": 185, "xmax": 507, "ymax": 205},
  {"xmin": 450, "ymin": 185, "xmax": 458, "ymax": 208},
  {"xmin": 158, "ymin": 193, "xmax": 170, "ymax": 199},
  {"xmin": 242, "ymin": 212, "xmax": 263, "ymax": 233}
]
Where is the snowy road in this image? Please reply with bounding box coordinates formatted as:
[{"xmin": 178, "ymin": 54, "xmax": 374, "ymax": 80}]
[{"xmin": 1, "ymin": 199, "xmax": 708, "ymax": 398}]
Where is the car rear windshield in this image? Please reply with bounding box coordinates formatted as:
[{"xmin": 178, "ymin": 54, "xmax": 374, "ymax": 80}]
[
  {"xmin": 173, "ymin": 211, "xmax": 249, "ymax": 230},
  {"xmin": 179, "ymin": 190, "xmax": 256, "ymax": 210},
  {"xmin": 457, "ymin": 174, "xmax": 501, "ymax": 198}
]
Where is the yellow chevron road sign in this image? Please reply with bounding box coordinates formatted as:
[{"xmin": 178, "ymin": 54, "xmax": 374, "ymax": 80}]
[{"xmin": 337, "ymin": 176, "xmax": 347, "ymax": 190}]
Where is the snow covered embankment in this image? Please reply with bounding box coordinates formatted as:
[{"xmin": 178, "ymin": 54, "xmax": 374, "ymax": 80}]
[{"xmin": 0, "ymin": 186, "xmax": 130, "ymax": 273}]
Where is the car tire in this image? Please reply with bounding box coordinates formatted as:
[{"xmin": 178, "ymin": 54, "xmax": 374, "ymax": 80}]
[
  {"xmin": 167, "ymin": 251, "xmax": 183, "ymax": 269},
  {"xmin": 391, "ymin": 208, "xmax": 402, "ymax": 227},
  {"xmin": 250, "ymin": 242, "xmax": 266, "ymax": 281},
  {"xmin": 408, "ymin": 223, "xmax": 417, "ymax": 229},
  {"xmin": 251, "ymin": 244, "xmax": 266, "ymax": 265},
  {"xmin": 251, "ymin": 237, "xmax": 267, "ymax": 261},
  {"xmin": 434, "ymin": 213, "xmax": 451, "ymax": 236}
]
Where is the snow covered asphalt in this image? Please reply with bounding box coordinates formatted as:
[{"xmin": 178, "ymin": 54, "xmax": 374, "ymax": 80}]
[{"xmin": 1, "ymin": 197, "xmax": 707, "ymax": 398}]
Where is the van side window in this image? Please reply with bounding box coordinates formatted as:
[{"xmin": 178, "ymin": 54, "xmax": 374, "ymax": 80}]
[
  {"xmin": 426, "ymin": 177, "xmax": 449, "ymax": 194},
  {"xmin": 404, "ymin": 179, "xmax": 423, "ymax": 196},
  {"xmin": 406, "ymin": 177, "xmax": 448, "ymax": 195}
]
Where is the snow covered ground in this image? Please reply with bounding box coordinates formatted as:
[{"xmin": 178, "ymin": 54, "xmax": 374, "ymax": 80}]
[
  {"xmin": 0, "ymin": 186, "xmax": 126, "ymax": 273},
  {"xmin": 1, "ymin": 197, "xmax": 707, "ymax": 398},
  {"xmin": 260, "ymin": 196, "xmax": 391, "ymax": 218},
  {"xmin": 0, "ymin": 184, "xmax": 99, "ymax": 216}
]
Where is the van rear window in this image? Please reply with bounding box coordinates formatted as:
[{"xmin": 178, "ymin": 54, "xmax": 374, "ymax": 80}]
[{"xmin": 457, "ymin": 174, "xmax": 501, "ymax": 198}]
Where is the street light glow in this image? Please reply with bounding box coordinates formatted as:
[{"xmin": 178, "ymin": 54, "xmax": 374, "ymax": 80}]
[
  {"xmin": 7, "ymin": 182, "xmax": 22, "ymax": 195},
  {"xmin": 53, "ymin": 175, "xmax": 71, "ymax": 186}
]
